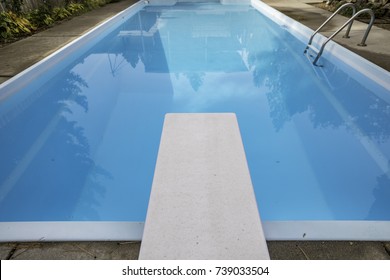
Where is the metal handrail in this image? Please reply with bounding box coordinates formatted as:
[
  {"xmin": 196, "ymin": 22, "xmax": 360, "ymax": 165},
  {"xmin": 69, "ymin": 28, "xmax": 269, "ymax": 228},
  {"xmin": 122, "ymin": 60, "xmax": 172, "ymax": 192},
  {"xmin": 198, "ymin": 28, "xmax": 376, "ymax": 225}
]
[
  {"xmin": 304, "ymin": 3, "xmax": 356, "ymax": 54},
  {"xmin": 313, "ymin": 8, "xmax": 375, "ymax": 65}
]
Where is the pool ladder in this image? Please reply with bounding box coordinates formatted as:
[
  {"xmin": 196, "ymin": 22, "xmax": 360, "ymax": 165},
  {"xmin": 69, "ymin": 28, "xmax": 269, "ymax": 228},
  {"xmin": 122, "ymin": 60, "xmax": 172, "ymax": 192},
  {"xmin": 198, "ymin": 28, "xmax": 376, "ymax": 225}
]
[{"xmin": 304, "ymin": 3, "xmax": 375, "ymax": 66}]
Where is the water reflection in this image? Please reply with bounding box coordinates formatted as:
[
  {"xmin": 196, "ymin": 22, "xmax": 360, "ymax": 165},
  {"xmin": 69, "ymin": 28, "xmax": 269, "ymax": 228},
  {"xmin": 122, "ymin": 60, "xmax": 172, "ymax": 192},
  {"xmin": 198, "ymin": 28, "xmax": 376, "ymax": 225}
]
[
  {"xmin": 0, "ymin": 67, "xmax": 112, "ymax": 221},
  {"xmin": 367, "ymin": 166, "xmax": 390, "ymax": 220},
  {"xmin": 125, "ymin": 6, "xmax": 390, "ymax": 220}
]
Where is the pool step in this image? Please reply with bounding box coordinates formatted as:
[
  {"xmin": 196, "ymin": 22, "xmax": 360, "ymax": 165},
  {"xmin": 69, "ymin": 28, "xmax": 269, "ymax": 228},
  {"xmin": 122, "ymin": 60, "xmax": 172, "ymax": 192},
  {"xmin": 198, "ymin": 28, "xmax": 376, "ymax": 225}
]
[{"xmin": 139, "ymin": 113, "xmax": 269, "ymax": 260}]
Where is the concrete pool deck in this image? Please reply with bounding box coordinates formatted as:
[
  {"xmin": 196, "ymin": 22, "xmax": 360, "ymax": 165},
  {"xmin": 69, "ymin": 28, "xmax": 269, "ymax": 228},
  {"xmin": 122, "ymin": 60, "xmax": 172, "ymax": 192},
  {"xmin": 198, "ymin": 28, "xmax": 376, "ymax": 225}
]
[{"xmin": 0, "ymin": 0, "xmax": 389, "ymax": 260}]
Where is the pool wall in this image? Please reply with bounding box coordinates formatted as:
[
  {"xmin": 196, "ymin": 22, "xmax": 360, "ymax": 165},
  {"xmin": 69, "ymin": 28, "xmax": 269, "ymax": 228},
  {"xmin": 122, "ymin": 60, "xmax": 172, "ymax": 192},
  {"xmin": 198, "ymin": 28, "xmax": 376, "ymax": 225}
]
[
  {"xmin": 0, "ymin": 222, "xmax": 144, "ymax": 242},
  {"xmin": 264, "ymin": 221, "xmax": 390, "ymax": 241}
]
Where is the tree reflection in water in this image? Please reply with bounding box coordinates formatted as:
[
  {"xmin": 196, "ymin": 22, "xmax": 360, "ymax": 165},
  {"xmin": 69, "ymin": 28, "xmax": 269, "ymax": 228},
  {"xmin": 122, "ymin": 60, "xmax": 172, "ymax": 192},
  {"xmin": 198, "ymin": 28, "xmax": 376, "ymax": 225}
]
[{"xmin": 0, "ymin": 68, "xmax": 112, "ymax": 221}]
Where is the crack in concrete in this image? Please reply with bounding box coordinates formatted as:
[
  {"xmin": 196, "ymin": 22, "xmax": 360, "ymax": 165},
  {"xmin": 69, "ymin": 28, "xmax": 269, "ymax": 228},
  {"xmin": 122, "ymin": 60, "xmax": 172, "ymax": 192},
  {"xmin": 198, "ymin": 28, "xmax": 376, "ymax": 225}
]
[
  {"xmin": 5, "ymin": 244, "xmax": 18, "ymax": 260},
  {"xmin": 383, "ymin": 242, "xmax": 390, "ymax": 257},
  {"xmin": 73, "ymin": 244, "xmax": 97, "ymax": 259},
  {"xmin": 297, "ymin": 244, "xmax": 310, "ymax": 260}
]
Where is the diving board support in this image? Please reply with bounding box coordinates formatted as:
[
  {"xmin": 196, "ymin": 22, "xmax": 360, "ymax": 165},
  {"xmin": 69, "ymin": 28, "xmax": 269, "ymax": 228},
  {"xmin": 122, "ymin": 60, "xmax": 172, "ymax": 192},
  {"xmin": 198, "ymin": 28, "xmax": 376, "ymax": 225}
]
[{"xmin": 139, "ymin": 113, "xmax": 269, "ymax": 260}]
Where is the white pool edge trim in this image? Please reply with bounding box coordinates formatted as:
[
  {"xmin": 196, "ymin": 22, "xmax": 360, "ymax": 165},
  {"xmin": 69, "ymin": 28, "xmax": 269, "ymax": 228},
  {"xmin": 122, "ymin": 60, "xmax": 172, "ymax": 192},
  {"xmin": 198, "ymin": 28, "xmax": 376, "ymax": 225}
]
[
  {"xmin": 0, "ymin": 222, "xmax": 144, "ymax": 242},
  {"xmin": 1, "ymin": 220, "xmax": 389, "ymax": 241},
  {"xmin": 264, "ymin": 221, "xmax": 390, "ymax": 241}
]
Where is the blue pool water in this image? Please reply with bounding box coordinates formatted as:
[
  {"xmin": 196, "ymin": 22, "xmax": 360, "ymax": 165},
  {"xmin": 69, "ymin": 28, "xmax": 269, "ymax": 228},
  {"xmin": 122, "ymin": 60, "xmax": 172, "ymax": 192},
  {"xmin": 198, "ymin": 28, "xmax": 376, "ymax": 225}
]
[{"xmin": 0, "ymin": 3, "xmax": 390, "ymax": 224}]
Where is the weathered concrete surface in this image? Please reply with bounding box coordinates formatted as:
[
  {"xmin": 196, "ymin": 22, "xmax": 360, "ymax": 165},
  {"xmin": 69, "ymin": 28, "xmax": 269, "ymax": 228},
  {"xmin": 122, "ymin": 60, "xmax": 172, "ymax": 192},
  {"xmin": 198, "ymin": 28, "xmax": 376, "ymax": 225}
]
[
  {"xmin": 1, "ymin": 241, "xmax": 389, "ymax": 260},
  {"xmin": 268, "ymin": 241, "xmax": 390, "ymax": 260},
  {"xmin": 384, "ymin": 242, "xmax": 390, "ymax": 255},
  {"xmin": 0, "ymin": 36, "xmax": 78, "ymax": 76},
  {"xmin": 0, "ymin": 77, "xmax": 10, "ymax": 84},
  {"xmin": 2, "ymin": 242, "xmax": 140, "ymax": 260},
  {"xmin": 0, "ymin": 243, "xmax": 15, "ymax": 259}
]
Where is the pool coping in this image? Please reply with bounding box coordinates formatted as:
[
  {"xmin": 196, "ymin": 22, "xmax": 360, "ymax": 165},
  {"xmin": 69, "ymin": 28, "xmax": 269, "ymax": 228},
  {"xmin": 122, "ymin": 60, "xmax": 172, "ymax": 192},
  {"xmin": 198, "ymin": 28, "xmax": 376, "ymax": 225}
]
[
  {"xmin": 1, "ymin": 220, "xmax": 389, "ymax": 242},
  {"xmin": 0, "ymin": 222, "xmax": 144, "ymax": 242},
  {"xmin": 264, "ymin": 221, "xmax": 390, "ymax": 241}
]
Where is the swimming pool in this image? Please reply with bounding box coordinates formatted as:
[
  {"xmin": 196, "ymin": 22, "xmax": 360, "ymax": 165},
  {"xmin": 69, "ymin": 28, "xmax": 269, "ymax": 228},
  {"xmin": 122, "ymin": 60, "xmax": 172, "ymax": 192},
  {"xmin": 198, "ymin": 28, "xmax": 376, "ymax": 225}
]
[{"xmin": 0, "ymin": 0, "xmax": 389, "ymax": 241}]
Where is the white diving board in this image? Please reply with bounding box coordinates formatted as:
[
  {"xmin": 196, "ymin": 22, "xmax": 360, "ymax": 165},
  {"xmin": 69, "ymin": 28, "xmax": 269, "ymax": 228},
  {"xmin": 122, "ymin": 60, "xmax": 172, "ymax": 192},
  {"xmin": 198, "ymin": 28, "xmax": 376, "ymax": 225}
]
[{"xmin": 139, "ymin": 113, "xmax": 269, "ymax": 260}]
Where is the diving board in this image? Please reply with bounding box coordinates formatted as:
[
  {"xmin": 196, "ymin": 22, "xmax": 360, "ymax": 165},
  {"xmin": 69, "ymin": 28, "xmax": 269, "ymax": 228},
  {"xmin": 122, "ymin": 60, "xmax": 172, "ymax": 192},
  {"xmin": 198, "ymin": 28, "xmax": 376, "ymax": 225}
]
[{"xmin": 139, "ymin": 113, "xmax": 269, "ymax": 260}]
